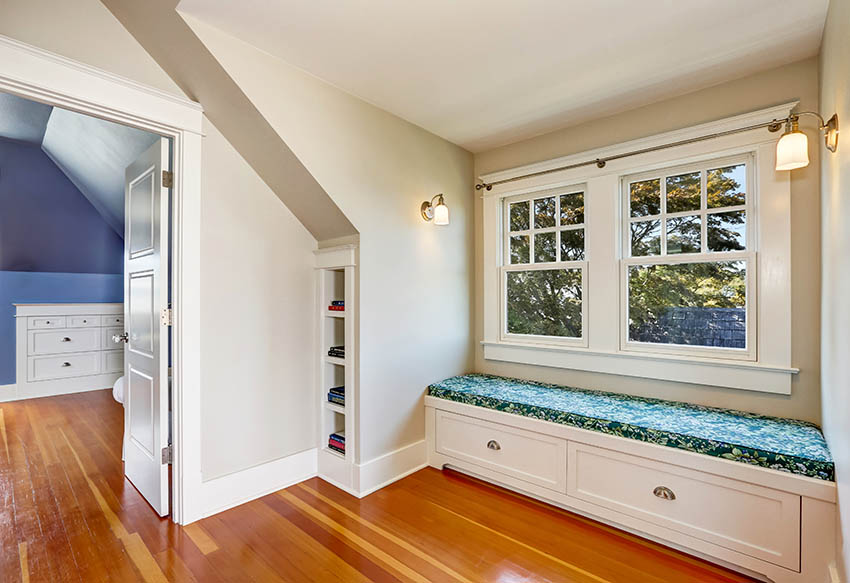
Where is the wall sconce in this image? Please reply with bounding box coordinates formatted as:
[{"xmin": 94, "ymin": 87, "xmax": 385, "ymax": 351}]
[
  {"xmin": 421, "ymin": 193, "xmax": 449, "ymax": 225},
  {"xmin": 771, "ymin": 112, "xmax": 839, "ymax": 171}
]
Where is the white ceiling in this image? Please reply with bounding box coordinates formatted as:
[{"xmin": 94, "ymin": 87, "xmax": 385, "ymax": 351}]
[
  {"xmin": 0, "ymin": 92, "xmax": 158, "ymax": 235},
  {"xmin": 176, "ymin": 0, "xmax": 828, "ymax": 152}
]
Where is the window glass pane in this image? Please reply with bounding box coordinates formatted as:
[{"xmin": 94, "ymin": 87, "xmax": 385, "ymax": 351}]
[
  {"xmin": 666, "ymin": 215, "xmax": 701, "ymax": 254},
  {"xmin": 534, "ymin": 197, "xmax": 556, "ymax": 228},
  {"xmin": 630, "ymin": 179, "xmax": 661, "ymax": 217},
  {"xmin": 708, "ymin": 211, "xmax": 746, "ymax": 251},
  {"xmin": 534, "ymin": 232, "xmax": 557, "ymax": 263},
  {"xmin": 707, "ymin": 164, "xmax": 746, "ymax": 208},
  {"xmin": 666, "ymin": 172, "xmax": 701, "ymax": 213},
  {"xmin": 560, "ymin": 229, "xmax": 585, "ymax": 261},
  {"xmin": 509, "ymin": 201, "xmax": 530, "ymax": 231},
  {"xmin": 507, "ymin": 269, "xmax": 582, "ymax": 338},
  {"xmin": 628, "ymin": 261, "xmax": 746, "ymax": 348},
  {"xmin": 630, "ymin": 219, "xmax": 661, "ymax": 256},
  {"xmin": 560, "ymin": 192, "xmax": 584, "ymax": 225},
  {"xmin": 510, "ymin": 235, "xmax": 529, "ymax": 264}
]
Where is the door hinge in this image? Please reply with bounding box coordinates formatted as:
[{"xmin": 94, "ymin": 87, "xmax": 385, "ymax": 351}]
[
  {"xmin": 161, "ymin": 444, "xmax": 173, "ymax": 465},
  {"xmin": 161, "ymin": 307, "xmax": 173, "ymax": 327},
  {"xmin": 162, "ymin": 170, "xmax": 174, "ymax": 188}
]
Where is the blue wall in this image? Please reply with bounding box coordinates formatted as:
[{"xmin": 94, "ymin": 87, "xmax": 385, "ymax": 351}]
[
  {"xmin": 0, "ymin": 272, "xmax": 123, "ymax": 385},
  {"xmin": 0, "ymin": 137, "xmax": 125, "ymax": 385},
  {"xmin": 0, "ymin": 137, "xmax": 123, "ymax": 273}
]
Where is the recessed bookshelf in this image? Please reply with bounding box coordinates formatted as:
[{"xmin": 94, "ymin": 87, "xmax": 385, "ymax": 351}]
[{"xmin": 314, "ymin": 244, "xmax": 357, "ymax": 489}]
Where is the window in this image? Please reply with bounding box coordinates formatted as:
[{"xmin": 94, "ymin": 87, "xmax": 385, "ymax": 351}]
[
  {"xmin": 622, "ymin": 156, "xmax": 754, "ymax": 358},
  {"xmin": 502, "ymin": 187, "xmax": 587, "ymax": 344}
]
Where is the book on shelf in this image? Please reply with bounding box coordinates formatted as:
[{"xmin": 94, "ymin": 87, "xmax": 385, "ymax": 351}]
[
  {"xmin": 327, "ymin": 346, "xmax": 345, "ymax": 358},
  {"xmin": 329, "ymin": 385, "xmax": 345, "ymax": 396},
  {"xmin": 328, "ymin": 305, "xmax": 344, "ymax": 312},
  {"xmin": 328, "ymin": 443, "xmax": 345, "ymax": 455},
  {"xmin": 330, "ymin": 300, "xmax": 344, "ymax": 307},
  {"xmin": 328, "ymin": 430, "xmax": 346, "ymax": 454},
  {"xmin": 327, "ymin": 393, "xmax": 345, "ymax": 406}
]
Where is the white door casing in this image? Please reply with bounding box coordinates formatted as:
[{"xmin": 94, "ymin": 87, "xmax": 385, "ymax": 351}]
[{"xmin": 123, "ymin": 138, "xmax": 171, "ymax": 516}]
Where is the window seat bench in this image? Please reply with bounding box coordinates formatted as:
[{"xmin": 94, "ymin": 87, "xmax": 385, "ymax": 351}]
[
  {"xmin": 427, "ymin": 373, "xmax": 833, "ymax": 481},
  {"xmin": 424, "ymin": 374, "xmax": 837, "ymax": 583}
]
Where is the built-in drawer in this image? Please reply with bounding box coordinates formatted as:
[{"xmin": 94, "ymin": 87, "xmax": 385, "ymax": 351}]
[
  {"xmin": 102, "ymin": 350, "xmax": 124, "ymax": 374},
  {"xmin": 102, "ymin": 326, "xmax": 124, "ymax": 350},
  {"xmin": 28, "ymin": 328, "xmax": 100, "ymax": 356},
  {"xmin": 567, "ymin": 442, "xmax": 801, "ymax": 570},
  {"xmin": 100, "ymin": 315, "xmax": 124, "ymax": 327},
  {"xmin": 435, "ymin": 410, "xmax": 567, "ymax": 492},
  {"xmin": 27, "ymin": 316, "xmax": 66, "ymax": 329},
  {"xmin": 68, "ymin": 315, "xmax": 100, "ymax": 328},
  {"xmin": 28, "ymin": 352, "xmax": 100, "ymax": 381}
]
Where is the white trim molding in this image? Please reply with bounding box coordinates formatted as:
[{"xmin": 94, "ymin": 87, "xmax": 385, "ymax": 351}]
[
  {"xmin": 200, "ymin": 449, "xmax": 318, "ymax": 518},
  {"xmin": 0, "ymin": 34, "xmax": 204, "ymax": 524},
  {"xmin": 354, "ymin": 440, "xmax": 427, "ymax": 497},
  {"xmin": 481, "ymin": 103, "xmax": 797, "ymax": 394}
]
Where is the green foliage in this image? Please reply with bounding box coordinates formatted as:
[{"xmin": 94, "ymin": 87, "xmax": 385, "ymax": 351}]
[{"xmin": 507, "ymin": 269, "xmax": 582, "ymax": 337}]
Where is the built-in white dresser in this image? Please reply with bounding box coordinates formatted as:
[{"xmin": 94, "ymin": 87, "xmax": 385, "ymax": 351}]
[{"xmin": 12, "ymin": 303, "xmax": 124, "ymax": 401}]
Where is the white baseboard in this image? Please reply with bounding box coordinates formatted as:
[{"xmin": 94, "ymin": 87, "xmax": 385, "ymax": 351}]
[
  {"xmin": 0, "ymin": 384, "xmax": 17, "ymax": 402},
  {"xmin": 354, "ymin": 439, "xmax": 427, "ymax": 497},
  {"xmin": 200, "ymin": 448, "xmax": 318, "ymax": 519}
]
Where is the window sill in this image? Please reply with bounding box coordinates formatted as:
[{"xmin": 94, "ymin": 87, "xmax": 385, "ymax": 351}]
[{"xmin": 481, "ymin": 341, "xmax": 797, "ymax": 395}]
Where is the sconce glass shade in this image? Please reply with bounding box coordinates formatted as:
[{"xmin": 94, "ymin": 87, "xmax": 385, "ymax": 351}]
[
  {"xmin": 775, "ymin": 129, "xmax": 809, "ymax": 171},
  {"xmin": 433, "ymin": 201, "xmax": 449, "ymax": 225}
]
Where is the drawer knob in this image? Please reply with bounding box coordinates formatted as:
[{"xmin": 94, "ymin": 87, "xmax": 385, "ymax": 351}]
[
  {"xmin": 61, "ymin": 362, "xmax": 71, "ymax": 367},
  {"xmin": 486, "ymin": 440, "xmax": 501, "ymax": 451},
  {"xmin": 61, "ymin": 337, "xmax": 72, "ymax": 342},
  {"xmin": 653, "ymin": 486, "xmax": 676, "ymax": 501}
]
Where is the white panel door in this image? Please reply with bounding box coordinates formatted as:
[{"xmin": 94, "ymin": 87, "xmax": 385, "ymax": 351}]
[{"xmin": 123, "ymin": 138, "xmax": 170, "ymax": 516}]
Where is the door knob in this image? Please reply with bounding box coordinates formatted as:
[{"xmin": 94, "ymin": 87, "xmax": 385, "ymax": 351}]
[{"xmin": 112, "ymin": 332, "xmax": 129, "ymax": 344}]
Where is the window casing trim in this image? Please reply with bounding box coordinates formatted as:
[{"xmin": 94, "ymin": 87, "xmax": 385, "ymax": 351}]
[{"xmin": 480, "ymin": 103, "xmax": 796, "ymax": 394}]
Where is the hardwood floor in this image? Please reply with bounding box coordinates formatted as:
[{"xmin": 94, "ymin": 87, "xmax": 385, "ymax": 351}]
[{"xmin": 0, "ymin": 390, "xmax": 759, "ymax": 582}]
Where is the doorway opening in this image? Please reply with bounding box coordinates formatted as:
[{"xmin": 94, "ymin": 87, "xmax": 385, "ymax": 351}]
[{"xmin": 0, "ymin": 89, "xmax": 175, "ymax": 517}]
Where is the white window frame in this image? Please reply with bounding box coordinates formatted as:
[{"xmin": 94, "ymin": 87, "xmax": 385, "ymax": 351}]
[
  {"xmin": 479, "ymin": 103, "xmax": 798, "ymax": 395},
  {"xmin": 500, "ymin": 186, "xmax": 588, "ymax": 347},
  {"xmin": 620, "ymin": 154, "xmax": 757, "ymax": 361}
]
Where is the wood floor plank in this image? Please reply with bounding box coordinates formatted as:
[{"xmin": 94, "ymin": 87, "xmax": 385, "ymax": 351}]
[{"xmin": 0, "ymin": 390, "xmax": 760, "ymax": 583}]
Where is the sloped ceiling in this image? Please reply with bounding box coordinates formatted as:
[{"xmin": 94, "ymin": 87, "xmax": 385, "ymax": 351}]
[{"xmin": 0, "ymin": 91, "xmax": 158, "ymax": 236}]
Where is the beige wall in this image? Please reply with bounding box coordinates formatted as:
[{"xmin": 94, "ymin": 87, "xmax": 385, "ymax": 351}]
[
  {"xmin": 0, "ymin": 0, "xmax": 182, "ymax": 96},
  {"xmin": 474, "ymin": 58, "xmax": 822, "ymax": 423},
  {"xmin": 199, "ymin": 119, "xmax": 317, "ymax": 480},
  {"xmin": 819, "ymin": 0, "xmax": 850, "ymax": 576},
  {"xmin": 184, "ymin": 17, "xmax": 475, "ymax": 464},
  {"xmin": 0, "ymin": 1, "xmax": 320, "ymax": 480}
]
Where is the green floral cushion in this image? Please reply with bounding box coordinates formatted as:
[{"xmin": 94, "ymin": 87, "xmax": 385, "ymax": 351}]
[{"xmin": 428, "ymin": 374, "xmax": 833, "ymax": 481}]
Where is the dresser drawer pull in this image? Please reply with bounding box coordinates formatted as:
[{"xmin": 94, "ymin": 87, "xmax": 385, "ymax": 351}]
[
  {"xmin": 653, "ymin": 486, "xmax": 676, "ymax": 501},
  {"xmin": 61, "ymin": 362, "xmax": 71, "ymax": 367},
  {"xmin": 61, "ymin": 337, "xmax": 72, "ymax": 342},
  {"xmin": 486, "ymin": 440, "xmax": 501, "ymax": 451}
]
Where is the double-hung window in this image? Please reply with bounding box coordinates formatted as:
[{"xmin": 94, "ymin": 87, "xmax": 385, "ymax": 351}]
[
  {"xmin": 621, "ymin": 155, "xmax": 755, "ymax": 359},
  {"xmin": 501, "ymin": 187, "xmax": 587, "ymax": 345}
]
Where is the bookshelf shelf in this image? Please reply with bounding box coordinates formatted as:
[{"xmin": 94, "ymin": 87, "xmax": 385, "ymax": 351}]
[
  {"xmin": 315, "ymin": 244, "xmax": 357, "ymax": 490},
  {"xmin": 324, "ymin": 401, "xmax": 345, "ymax": 414}
]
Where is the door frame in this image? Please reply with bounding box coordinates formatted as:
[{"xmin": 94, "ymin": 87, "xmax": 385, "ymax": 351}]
[{"xmin": 0, "ymin": 34, "xmax": 204, "ymax": 524}]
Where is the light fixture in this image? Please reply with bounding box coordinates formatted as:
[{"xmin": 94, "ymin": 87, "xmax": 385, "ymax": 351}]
[
  {"xmin": 770, "ymin": 111, "xmax": 839, "ymax": 171},
  {"xmin": 775, "ymin": 118, "xmax": 809, "ymax": 171},
  {"xmin": 421, "ymin": 193, "xmax": 449, "ymax": 225}
]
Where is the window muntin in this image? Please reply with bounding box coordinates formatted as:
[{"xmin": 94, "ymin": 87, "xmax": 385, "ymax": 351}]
[
  {"xmin": 622, "ymin": 156, "xmax": 754, "ymax": 358},
  {"xmin": 502, "ymin": 187, "xmax": 587, "ymax": 343}
]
